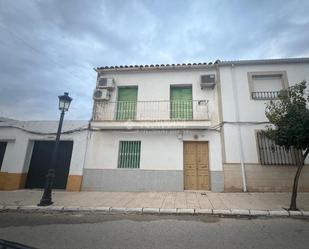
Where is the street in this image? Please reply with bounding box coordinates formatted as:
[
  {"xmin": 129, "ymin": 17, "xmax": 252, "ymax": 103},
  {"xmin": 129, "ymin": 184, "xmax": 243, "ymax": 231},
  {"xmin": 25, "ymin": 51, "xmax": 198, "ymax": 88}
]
[{"xmin": 0, "ymin": 212, "xmax": 308, "ymax": 249}]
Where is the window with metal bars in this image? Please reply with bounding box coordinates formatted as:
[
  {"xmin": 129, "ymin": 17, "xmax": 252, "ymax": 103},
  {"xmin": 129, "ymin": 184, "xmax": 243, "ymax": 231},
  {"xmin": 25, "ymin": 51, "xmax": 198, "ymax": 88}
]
[
  {"xmin": 118, "ymin": 141, "xmax": 141, "ymax": 168},
  {"xmin": 256, "ymin": 132, "xmax": 303, "ymax": 165}
]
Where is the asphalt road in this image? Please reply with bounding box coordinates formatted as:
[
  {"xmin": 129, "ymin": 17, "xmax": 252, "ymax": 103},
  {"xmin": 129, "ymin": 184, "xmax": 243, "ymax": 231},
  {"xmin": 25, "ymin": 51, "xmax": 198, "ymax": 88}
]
[{"xmin": 0, "ymin": 212, "xmax": 308, "ymax": 249}]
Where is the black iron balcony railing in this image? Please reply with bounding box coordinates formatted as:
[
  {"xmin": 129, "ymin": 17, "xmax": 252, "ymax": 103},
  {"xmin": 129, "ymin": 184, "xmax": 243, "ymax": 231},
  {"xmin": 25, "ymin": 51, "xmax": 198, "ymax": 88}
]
[
  {"xmin": 251, "ymin": 91, "xmax": 279, "ymax": 100},
  {"xmin": 92, "ymin": 100, "xmax": 209, "ymax": 121}
]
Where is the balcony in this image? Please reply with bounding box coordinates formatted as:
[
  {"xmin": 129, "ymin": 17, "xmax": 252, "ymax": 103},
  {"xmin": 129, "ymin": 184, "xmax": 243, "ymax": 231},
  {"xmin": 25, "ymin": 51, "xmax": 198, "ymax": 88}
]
[
  {"xmin": 251, "ymin": 91, "xmax": 279, "ymax": 100},
  {"xmin": 91, "ymin": 100, "xmax": 210, "ymax": 130}
]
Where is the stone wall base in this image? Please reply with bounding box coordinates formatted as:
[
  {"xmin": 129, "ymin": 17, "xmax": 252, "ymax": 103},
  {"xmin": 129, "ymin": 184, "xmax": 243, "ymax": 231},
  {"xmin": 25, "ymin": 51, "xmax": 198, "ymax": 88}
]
[{"xmin": 224, "ymin": 164, "xmax": 309, "ymax": 192}]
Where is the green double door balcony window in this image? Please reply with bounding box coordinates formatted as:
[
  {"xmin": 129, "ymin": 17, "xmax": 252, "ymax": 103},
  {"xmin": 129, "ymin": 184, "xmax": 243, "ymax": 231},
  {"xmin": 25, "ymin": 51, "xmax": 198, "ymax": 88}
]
[
  {"xmin": 170, "ymin": 86, "xmax": 193, "ymax": 120},
  {"xmin": 115, "ymin": 86, "xmax": 193, "ymax": 121},
  {"xmin": 116, "ymin": 88, "xmax": 138, "ymax": 120}
]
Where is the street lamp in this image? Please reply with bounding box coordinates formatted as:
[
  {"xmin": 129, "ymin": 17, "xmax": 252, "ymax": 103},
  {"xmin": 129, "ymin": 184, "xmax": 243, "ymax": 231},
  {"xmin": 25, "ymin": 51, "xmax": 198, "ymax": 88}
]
[{"xmin": 38, "ymin": 92, "xmax": 72, "ymax": 206}]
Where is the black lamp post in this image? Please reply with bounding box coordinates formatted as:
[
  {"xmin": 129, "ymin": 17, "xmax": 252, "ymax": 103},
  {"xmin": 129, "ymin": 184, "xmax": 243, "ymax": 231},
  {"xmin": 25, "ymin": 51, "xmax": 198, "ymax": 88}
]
[{"xmin": 38, "ymin": 92, "xmax": 72, "ymax": 206}]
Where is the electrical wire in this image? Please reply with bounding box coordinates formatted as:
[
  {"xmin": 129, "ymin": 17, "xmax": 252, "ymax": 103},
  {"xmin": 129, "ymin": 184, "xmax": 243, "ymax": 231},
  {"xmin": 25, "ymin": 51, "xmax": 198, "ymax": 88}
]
[{"xmin": 0, "ymin": 124, "xmax": 88, "ymax": 135}]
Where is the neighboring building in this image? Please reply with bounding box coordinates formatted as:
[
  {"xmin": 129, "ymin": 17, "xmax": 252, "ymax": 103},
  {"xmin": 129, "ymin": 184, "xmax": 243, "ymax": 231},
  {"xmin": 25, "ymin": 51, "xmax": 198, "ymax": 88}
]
[
  {"xmin": 219, "ymin": 58, "xmax": 309, "ymax": 191},
  {"xmin": 0, "ymin": 119, "xmax": 88, "ymax": 191}
]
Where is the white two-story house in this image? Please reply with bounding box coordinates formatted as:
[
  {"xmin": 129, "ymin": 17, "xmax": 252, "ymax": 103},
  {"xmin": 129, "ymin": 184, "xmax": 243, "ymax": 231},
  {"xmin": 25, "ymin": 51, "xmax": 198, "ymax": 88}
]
[
  {"xmin": 82, "ymin": 63, "xmax": 224, "ymax": 192},
  {"xmin": 219, "ymin": 58, "xmax": 309, "ymax": 192}
]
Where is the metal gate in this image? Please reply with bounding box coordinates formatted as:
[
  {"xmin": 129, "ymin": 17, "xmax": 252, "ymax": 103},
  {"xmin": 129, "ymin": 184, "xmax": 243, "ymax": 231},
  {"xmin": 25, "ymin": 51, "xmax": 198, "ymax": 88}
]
[
  {"xmin": 26, "ymin": 141, "xmax": 73, "ymax": 189},
  {"xmin": 0, "ymin": 142, "xmax": 7, "ymax": 170}
]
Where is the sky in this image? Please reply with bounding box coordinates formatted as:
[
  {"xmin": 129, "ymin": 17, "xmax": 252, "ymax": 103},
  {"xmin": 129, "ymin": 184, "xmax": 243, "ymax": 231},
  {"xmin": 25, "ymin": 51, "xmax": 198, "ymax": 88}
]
[{"xmin": 0, "ymin": 0, "xmax": 309, "ymax": 120}]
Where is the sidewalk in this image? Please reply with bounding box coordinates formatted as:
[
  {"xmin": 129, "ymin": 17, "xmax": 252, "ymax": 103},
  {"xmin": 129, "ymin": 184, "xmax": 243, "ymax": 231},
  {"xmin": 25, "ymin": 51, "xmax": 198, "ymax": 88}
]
[{"xmin": 1, "ymin": 190, "xmax": 309, "ymax": 217}]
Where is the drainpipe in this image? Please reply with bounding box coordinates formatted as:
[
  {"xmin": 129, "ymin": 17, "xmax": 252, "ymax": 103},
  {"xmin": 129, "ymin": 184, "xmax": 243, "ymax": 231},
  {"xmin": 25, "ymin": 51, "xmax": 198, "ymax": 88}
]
[
  {"xmin": 81, "ymin": 124, "xmax": 91, "ymax": 183},
  {"xmin": 231, "ymin": 64, "xmax": 247, "ymax": 192}
]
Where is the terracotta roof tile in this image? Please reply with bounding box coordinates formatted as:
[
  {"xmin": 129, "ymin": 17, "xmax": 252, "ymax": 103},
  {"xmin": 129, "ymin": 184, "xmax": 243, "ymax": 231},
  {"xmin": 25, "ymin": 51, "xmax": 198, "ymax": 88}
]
[{"xmin": 97, "ymin": 61, "xmax": 218, "ymax": 70}]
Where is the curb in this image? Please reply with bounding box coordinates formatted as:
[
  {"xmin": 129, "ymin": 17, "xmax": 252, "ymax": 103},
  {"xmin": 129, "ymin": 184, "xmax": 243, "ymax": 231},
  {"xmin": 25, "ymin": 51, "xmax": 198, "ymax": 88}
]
[{"xmin": 0, "ymin": 205, "xmax": 308, "ymax": 218}]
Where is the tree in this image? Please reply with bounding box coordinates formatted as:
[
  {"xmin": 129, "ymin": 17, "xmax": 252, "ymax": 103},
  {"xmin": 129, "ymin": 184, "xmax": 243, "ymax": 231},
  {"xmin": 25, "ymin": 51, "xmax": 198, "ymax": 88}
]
[{"xmin": 264, "ymin": 81, "xmax": 309, "ymax": 210}]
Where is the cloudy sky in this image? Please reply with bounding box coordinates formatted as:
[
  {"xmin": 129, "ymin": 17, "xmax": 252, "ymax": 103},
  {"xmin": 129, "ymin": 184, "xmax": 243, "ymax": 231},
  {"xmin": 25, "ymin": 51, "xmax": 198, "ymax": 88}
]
[{"xmin": 0, "ymin": 0, "xmax": 309, "ymax": 120}]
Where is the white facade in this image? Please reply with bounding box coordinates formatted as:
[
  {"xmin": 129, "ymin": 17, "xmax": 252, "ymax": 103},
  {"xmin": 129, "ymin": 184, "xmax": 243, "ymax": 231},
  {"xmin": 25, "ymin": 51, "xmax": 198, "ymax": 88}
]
[
  {"xmin": 0, "ymin": 119, "xmax": 88, "ymax": 191},
  {"xmin": 219, "ymin": 59, "xmax": 309, "ymax": 191},
  {"xmin": 83, "ymin": 66, "xmax": 224, "ymax": 191}
]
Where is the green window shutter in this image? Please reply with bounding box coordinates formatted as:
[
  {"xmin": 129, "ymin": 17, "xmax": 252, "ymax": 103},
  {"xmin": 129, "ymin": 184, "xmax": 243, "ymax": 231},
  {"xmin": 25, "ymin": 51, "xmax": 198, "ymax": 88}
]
[
  {"xmin": 118, "ymin": 141, "xmax": 141, "ymax": 168},
  {"xmin": 116, "ymin": 87, "xmax": 138, "ymax": 120},
  {"xmin": 170, "ymin": 86, "xmax": 193, "ymax": 120}
]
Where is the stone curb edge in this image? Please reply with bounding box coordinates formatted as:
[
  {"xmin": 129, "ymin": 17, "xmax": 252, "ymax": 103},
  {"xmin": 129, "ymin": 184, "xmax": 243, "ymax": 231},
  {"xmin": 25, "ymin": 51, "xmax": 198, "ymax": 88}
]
[{"xmin": 0, "ymin": 205, "xmax": 308, "ymax": 217}]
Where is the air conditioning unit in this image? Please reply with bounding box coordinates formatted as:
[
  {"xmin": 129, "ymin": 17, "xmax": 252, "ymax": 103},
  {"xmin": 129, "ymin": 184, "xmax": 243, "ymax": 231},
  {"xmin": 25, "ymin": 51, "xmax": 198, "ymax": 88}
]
[
  {"xmin": 93, "ymin": 89, "xmax": 110, "ymax": 101},
  {"xmin": 97, "ymin": 77, "xmax": 115, "ymax": 90},
  {"xmin": 200, "ymin": 74, "xmax": 216, "ymax": 89}
]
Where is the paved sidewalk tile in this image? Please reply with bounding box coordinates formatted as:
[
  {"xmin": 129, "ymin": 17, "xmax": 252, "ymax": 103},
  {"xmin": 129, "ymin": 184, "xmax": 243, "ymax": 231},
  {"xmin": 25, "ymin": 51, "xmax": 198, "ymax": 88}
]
[
  {"xmin": 195, "ymin": 209, "xmax": 213, "ymax": 214},
  {"xmin": 177, "ymin": 208, "xmax": 194, "ymax": 214},
  {"xmin": 125, "ymin": 207, "xmax": 143, "ymax": 214},
  {"xmin": 5, "ymin": 205, "xmax": 19, "ymax": 210},
  {"xmin": 269, "ymin": 210, "xmax": 289, "ymax": 216},
  {"xmin": 142, "ymin": 207, "xmax": 160, "ymax": 214},
  {"xmin": 302, "ymin": 211, "xmax": 309, "ymax": 216},
  {"xmin": 230, "ymin": 209, "xmax": 250, "ymax": 215},
  {"xmin": 93, "ymin": 207, "xmax": 110, "ymax": 212},
  {"xmin": 213, "ymin": 209, "xmax": 231, "ymax": 215},
  {"xmin": 160, "ymin": 208, "xmax": 177, "ymax": 214},
  {"xmin": 19, "ymin": 205, "xmax": 40, "ymax": 211},
  {"xmin": 289, "ymin": 210, "xmax": 302, "ymax": 216},
  {"xmin": 250, "ymin": 210, "xmax": 269, "ymax": 216},
  {"xmin": 110, "ymin": 207, "xmax": 127, "ymax": 213}
]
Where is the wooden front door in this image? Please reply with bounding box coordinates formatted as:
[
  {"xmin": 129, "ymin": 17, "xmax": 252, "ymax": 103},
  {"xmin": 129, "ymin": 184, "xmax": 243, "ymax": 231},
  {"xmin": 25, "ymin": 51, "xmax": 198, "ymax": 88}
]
[{"xmin": 184, "ymin": 141, "xmax": 209, "ymax": 190}]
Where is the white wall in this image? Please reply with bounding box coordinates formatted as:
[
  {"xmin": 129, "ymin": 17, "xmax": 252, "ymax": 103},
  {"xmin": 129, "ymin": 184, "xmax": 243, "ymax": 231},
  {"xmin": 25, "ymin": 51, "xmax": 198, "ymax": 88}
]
[
  {"xmin": 100, "ymin": 68, "xmax": 220, "ymax": 124},
  {"xmin": 220, "ymin": 63, "xmax": 309, "ymax": 122},
  {"xmin": 220, "ymin": 62, "xmax": 309, "ymax": 164},
  {"xmin": 223, "ymin": 123, "xmax": 268, "ymax": 163},
  {"xmin": 0, "ymin": 120, "xmax": 88, "ymax": 175},
  {"xmin": 84, "ymin": 129, "xmax": 223, "ymax": 172}
]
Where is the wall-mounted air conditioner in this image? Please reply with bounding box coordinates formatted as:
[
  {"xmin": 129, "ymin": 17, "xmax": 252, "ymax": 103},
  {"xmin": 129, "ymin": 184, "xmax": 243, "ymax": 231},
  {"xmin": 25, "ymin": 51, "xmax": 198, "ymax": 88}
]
[
  {"xmin": 200, "ymin": 74, "xmax": 216, "ymax": 89},
  {"xmin": 97, "ymin": 77, "xmax": 115, "ymax": 90},
  {"xmin": 93, "ymin": 89, "xmax": 110, "ymax": 101}
]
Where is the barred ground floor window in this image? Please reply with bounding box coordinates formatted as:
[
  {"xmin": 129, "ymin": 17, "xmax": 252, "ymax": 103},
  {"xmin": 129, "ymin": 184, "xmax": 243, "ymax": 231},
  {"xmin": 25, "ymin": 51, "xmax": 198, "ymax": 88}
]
[{"xmin": 118, "ymin": 141, "xmax": 141, "ymax": 169}]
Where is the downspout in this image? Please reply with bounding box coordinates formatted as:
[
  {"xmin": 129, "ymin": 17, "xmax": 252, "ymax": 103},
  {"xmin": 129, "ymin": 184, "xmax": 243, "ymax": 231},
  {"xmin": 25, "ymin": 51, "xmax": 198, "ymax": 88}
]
[
  {"xmin": 231, "ymin": 64, "xmax": 247, "ymax": 192},
  {"xmin": 81, "ymin": 123, "xmax": 91, "ymax": 189}
]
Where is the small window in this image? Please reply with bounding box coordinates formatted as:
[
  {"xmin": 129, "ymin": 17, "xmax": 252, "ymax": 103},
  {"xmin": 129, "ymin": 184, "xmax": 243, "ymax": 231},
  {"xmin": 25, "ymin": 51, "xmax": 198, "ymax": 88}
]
[
  {"xmin": 256, "ymin": 132, "xmax": 302, "ymax": 165},
  {"xmin": 118, "ymin": 141, "xmax": 141, "ymax": 168},
  {"xmin": 248, "ymin": 72, "xmax": 288, "ymax": 100}
]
